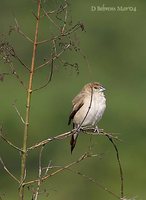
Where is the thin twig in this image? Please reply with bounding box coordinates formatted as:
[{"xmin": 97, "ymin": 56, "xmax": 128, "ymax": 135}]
[
  {"xmin": 15, "ymin": 55, "xmax": 30, "ymax": 72},
  {"xmin": 13, "ymin": 103, "xmax": 25, "ymax": 124},
  {"xmin": 10, "ymin": 63, "xmax": 26, "ymax": 88},
  {"xmin": 83, "ymin": 128, "xmax": 121, "ymax": 141},
  {"xmin": 40, "ymin": 2, "xmax": 68, "ymax": 17},
  {"xmin": 67, "ymin": 168, "xmax": 120, "ymax": 199},
  {"xmin": 61, "ymin": 23, "xmax": 84, "ymax": 37},
  {"xmin": 76, "ymin": 48, "xmax": 93, "ymax": 78},
  {"xmin": 14, "ymin": 17, "xmax": 33, "ymax": 43},
  {"xmin": 0, "ymin": 130, "xmax": 23, "ymax": 153},
  {"xmin": 36, "ymin": 38, "xmax": 50, "ymax": 45},
  {"xmin": 42, "ymin": 7, "xmax": 60, "ymax": 30},
  {"xmin": 27, "ymin": 129, "xmax": 119, "ymax": 151},
  {"xmin": 36, "ymin": 21, "xmax": 83, "ymax": 46},
  {"xmin": 106, "ymin": 135, "xmax": 124, "ymax": 199},
  {"xmin": 35, "ymin": 21, "xmax": 83, "ymax": 70},
  {"xmin": 61, "ymin": 6, "xmax": 68, "ymax": 34},
  {"xmin": 27, "ymin": 130, "xmax": 73, "ymax": 151},
  {"xmin": 33, "ymin": 58, "xmax": 54, "ymax": 92},
  {"xmin": 35, "ymin": 43, "xmax": 71, "ymax": 70},
  {"xmin": 23, "ymin": 153, "xmax": 96, "ymax": 186},
  {"xmin": 32, "ymin": 146, "xmax": 44, "ymax": 200},
  {"xmin": 0, "ymin": 157, "xmax": 20, "ymax": 183},
  {"xmin": 37, "ymin": 3, "xmax": 68, "ymax": 45},
  {"xmin": 44, "ymin": 160, "xmax": 52, "ymax": 176},
  {"xmin": 52, "ymin": 39, "xmax": 57, "ymax": 56}
]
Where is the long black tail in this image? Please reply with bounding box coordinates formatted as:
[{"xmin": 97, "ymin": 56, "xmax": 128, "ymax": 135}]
[{"xmin": 70, "ymin": 133, "xmax": 78, "ymax": 154}]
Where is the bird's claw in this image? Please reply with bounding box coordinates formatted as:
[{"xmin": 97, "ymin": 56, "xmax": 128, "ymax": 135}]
[{"xmin": 94, "ymin": 126, "xmax": 99, "ymax": 133}]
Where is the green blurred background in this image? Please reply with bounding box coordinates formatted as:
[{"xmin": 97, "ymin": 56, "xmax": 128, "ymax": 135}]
[{"xmin": 0, "ymin": 0, "xmax": 146, "ymax": 199}]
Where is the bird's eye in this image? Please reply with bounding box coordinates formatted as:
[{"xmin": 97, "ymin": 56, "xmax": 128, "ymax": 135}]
[{"xmin": 94, "ymin": 86, "xmax": 98, "ymax": 89}]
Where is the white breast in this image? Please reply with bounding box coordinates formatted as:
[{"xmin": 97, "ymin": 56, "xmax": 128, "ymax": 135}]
[{"xmin": 73, "ymin": 92, "xmax": 106, "ymax": 127}]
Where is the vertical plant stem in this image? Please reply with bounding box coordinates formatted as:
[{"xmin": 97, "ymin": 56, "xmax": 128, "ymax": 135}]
[{"xmin": 19, "ymin": 0, "xmax": 41, "ymax": 199}]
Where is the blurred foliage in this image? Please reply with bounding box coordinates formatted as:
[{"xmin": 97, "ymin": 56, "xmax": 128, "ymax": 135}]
[{"xmin": 0, "ymin": 0, "xmax": 146, "ymax": 200}]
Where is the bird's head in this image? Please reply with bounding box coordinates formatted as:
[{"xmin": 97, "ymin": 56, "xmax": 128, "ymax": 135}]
[{"xmin": 84, "ymin": 82, "xmax": 106, "ymax": 94}]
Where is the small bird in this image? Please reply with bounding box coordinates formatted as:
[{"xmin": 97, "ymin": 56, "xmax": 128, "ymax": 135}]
[{"xmin": 68, "ymin": 82, "xmax": 106, "ymax": 153}]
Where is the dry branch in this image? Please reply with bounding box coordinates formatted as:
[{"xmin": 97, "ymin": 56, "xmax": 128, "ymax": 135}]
[
  {"xmin": 42, "ymin": 7, "xmax": 60, "ymax": 30},
  {"xmin": 22, "ymin": 152, "xmax": 96, "ymax": 186},
  {"xmin": 40, "ymin": 1, "xmax": 68, "ymax": 17},
  {"xmin": 32, "ymin": 146, "xmax": 44, "ymax": 200},
  {"xmin": 27, "ymin": 128, "xmax": 119, "ymax": 151},
  {"xmin": 33, "ymin": 58, "xmax": 54, "ymax": 92},
  {"xmin": 67, "ymin": 168, "xmax": 120, "ymax": 199},
  {"xmin": 35, "ymin": 43, "xmax": 71, "ymax": 70},
  {"xmin": 0, "ymin": 128, "xmax": 23, "ymax": 153},
  {"xmin": 13, "ymin": 17, "xmax": 33, "ymax": 43},
  {"xmin": 106, "ymin": 135, "xmax": 124, "ymax": 199},
  {"xmin": 13, "ymin": 103, "xmax": 25, "ymax": 124},
  {"xmin": 0, "ymin": 157, "xmax": 20, "ymax": 183},
  {"xmin": 10, "ymin": 63, "xmax": 26, "ymax": 88},
  {"xmin": 19, "ymin": 0, "xmax": 41, "ymax": 199}
]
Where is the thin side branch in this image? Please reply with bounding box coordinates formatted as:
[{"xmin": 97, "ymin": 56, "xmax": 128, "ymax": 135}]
[
  {"xmin": 43, "ymin": 160, "xmax": 52, "ymax": 176},
  {"xmin": 61, "ymin": 23, "xmax": 84, "ymax": 37},
  {"xmin": 0, "ymin": 130, "xmax": 23, "ymax": 153},
  {"xmin": 13, "ymin": 103, "xmax": 25, "ymax": 124},
  {"xmin": 67, "ymin": 168, "xmax": 120, "ymax": 199},
  {"xmin": 27, "ymin": 130, "xmax": 73, "ymax": 151},
  {"xmin": 0, "ymin": 157, "xmax": 20, "ymax": 183},
  {"xmin": 23, "ymin": 152, "xmax": 96, "ymax": 186},
  {"xmin": 36, "ymin": 43, "xmax": 71, "ymax": 70},
  {"xmin": 14, "ymin": 17, "xmax": 33, "ymax": 43},
  {"xmin": 61, "ymin": 6, "xmax": 68, "ymax": 34},
  {"xmin": 52, "ymin": 39, "xmax": 57, "ymax": 56},
  {"xmin": 10, "ymin": 63, "xmax": 26, "ymax": 88},
  {"xmin": 83, "ymin": 128, "xmax": 121, "ymax": 141},
  {"xmin": 32, "ymin": 146, "xmax": 44, "ymax": 200},
  {"xmin": 33, "ymin": 58, "xmax": 54, "ymax": 92},
  {"xmin": 36, "ymin": 38, "xmax": 50, "ymax": 45},
  {"xmin": 14, "ymin": 55, "xmax": 30, "ymax": 72},
  {"xmin": 27, "ymin": 129, "xmax": 119, "ymax": 151},
  {"xmin": 42, "ymin": 7, "xmax": 60, "ymax": 30},
  {"xmin": 40, "ymin": 2, "xmax": 68, "ymax": 17},
  {"xmin": 106, "ymin": 135, "xmax": 124, "ymax": 199}
]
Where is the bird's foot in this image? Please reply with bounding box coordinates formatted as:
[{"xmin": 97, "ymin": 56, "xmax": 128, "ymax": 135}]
[
  {"xmin": 93, "ymin": 127, "xmax": 105, "ymax": 135},
  {"xmin": 94, "ymin": 126, "xmax": 100, "ymax": 133},
  {"xmin": 99, "ymin": 128, "xmax": 104, "ymax": 133}
]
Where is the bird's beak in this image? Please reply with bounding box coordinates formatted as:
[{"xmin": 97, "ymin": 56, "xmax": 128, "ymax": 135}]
[{"xmin": 99, "ymin": 86, "xmax": 106, "ymax": 92}]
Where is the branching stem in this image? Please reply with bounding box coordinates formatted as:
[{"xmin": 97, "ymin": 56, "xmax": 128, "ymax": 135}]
[{"xmin": 19, "ymin": 0, "xmax": 41, "ymax": 199}]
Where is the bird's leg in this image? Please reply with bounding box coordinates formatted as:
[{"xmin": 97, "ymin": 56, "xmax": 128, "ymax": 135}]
[{"xmin": 94, "ymin": 125, "xmax": 100, "ymax": 133}]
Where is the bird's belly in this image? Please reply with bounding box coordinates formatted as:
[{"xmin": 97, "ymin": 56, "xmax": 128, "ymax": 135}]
[{"xmin": 73, "ymin": 95, "xmax": 106, "ymax": 127}]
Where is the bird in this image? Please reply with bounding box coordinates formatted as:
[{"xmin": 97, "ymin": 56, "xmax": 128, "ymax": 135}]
[{"xmin": 68, "ymin": 82, "xmax": 106, "ymax": 153}]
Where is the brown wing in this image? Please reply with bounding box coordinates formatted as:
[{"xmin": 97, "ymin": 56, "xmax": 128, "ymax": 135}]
[{"xmin": 68, "ymin": 92, "xmax": 85, "ymax": 125}]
